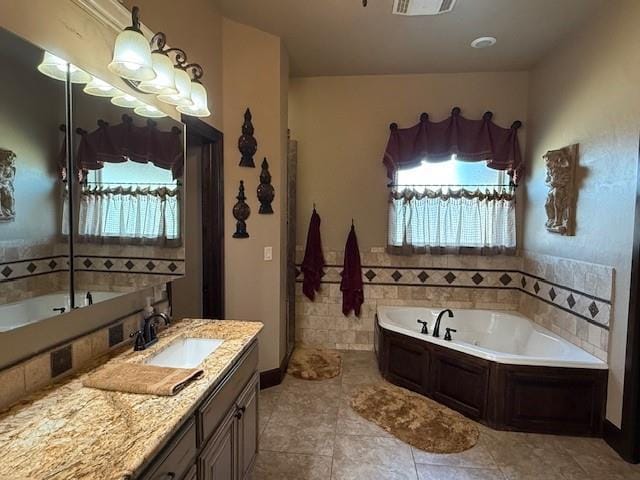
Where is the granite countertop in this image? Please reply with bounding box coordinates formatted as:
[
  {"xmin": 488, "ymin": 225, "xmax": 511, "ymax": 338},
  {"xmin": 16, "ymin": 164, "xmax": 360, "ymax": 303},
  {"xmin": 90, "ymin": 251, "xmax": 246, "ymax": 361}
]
[{"xmin": 0, "ymin": 319, "xmax": 263, "ymax": 480}]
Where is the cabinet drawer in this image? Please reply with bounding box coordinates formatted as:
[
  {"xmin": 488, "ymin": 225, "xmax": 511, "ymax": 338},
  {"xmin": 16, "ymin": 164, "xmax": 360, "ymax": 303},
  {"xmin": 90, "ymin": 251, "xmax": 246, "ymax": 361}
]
[
  {"xmin": 198, "ymin": 342, "xmax": 258, "ymax": 446},
  {"xmin": 140, "ymin": 419, "xmax": 197, "ymax": 480}
]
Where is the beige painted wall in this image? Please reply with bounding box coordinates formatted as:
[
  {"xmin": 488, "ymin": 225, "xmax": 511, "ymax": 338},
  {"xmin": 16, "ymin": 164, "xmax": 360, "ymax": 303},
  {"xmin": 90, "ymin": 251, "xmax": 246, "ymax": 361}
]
[
  {"xmin": 289, "ymin": 72, "xmax": 529, "ymax": 251},
  {"xmin": 222, "ymin": 18, "xmax": 289, "ymax": 372},
  {"xmin": 523, "ymin": 0, "xmax": 640, "ymax": 427}
]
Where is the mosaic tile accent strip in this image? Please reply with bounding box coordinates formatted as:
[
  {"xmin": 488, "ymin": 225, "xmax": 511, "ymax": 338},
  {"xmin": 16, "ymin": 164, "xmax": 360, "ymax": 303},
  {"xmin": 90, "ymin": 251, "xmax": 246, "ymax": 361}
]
[
  {"xmin": 0, "ymin": 255, "xmax": 68, "ymax": 283},
  {"xmin": 74, "ymin": 255, "xmax": 185, "ymax": 276}
]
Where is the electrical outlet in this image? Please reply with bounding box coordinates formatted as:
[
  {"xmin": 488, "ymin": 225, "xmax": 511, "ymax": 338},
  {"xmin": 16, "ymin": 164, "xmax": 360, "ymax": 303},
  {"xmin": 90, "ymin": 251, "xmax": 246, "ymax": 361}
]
[{"xmin": 264, "ymin": 246, "xmax": 273, "ymax": 261}]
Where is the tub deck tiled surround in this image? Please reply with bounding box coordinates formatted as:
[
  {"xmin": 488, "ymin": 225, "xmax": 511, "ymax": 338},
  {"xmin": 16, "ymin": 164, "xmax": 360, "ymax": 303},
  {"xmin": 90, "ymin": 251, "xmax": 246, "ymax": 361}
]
[
  {"xmin": 253, "ymin": 351, "xmax": 640, "ymax": 480},
  {"xmin": 295, "ymin": 248, "xmax": 613, "ymax": 361},
  {"xmin": 0, "ymin": 319, "xmax": 262, "ymax": 479}
]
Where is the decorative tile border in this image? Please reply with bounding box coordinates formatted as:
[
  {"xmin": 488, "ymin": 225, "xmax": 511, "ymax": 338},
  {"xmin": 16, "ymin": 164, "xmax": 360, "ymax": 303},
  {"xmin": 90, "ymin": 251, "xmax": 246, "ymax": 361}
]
[
  {"xmin": 0, "ymin": 255, "xmax": 68, "ymax": 283},
  {"xmin": 295, "ymin": 264, "xmax": 611, "ymax": 330},
  {"xmin": 74, "ymin": 255, "xmax": 185, "ymax": 276}
]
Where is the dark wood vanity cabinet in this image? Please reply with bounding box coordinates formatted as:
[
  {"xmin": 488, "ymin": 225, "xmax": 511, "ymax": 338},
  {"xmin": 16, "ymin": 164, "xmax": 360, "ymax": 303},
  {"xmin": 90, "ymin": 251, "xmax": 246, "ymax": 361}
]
[{"xmin": 138, "ymin": 342, "xmax": 259, "ymax": 480}]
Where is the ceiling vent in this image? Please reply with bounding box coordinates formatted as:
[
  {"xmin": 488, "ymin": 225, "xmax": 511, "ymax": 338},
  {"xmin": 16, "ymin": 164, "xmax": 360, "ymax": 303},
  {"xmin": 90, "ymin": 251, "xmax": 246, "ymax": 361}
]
[{"xmin": 392, "ymin": 0, "xmax": 456, "ymax": 16}]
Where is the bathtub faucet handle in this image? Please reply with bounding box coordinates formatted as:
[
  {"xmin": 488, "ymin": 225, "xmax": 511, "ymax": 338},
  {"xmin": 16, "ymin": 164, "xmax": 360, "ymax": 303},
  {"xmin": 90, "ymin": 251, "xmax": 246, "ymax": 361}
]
[
  {"xmin": 417, "ymin": 319, "xmax": 429, "ymax": 334},
  {"xmin": 444, "ymin": 328, "xmax": 457, "ymax": 341}
]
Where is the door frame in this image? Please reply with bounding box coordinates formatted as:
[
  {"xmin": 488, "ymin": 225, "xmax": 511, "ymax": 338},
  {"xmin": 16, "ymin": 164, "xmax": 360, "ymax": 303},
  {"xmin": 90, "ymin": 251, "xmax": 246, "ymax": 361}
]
[
  {"xmin": 604, "ymin": 133, "xmax": 640, "ymax": 462},
  {"xmin": 182, "ymin": 116, "xmax": 225, "ymax": 319}
]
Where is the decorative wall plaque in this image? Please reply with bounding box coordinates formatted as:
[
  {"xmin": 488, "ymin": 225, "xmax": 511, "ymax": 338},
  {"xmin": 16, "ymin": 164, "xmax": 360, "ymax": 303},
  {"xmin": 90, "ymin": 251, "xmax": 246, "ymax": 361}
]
[
  {"xmin": 544, "ymin": 144, "xmax": 578, "ymax": 236},
  {"xmin": 232, "ymin": 180, "xmax": 251, "ymax": 238},
  {"xmin": 257, "ymin": 157, "xmax": 275, "ymax": 214},
  {"xmin": 237, "ymin": 108, "xmax": 257, "ymax": 168},
  {"xmin": 0, "ymin": 149, "xmax": 16, "ymax": 222}
]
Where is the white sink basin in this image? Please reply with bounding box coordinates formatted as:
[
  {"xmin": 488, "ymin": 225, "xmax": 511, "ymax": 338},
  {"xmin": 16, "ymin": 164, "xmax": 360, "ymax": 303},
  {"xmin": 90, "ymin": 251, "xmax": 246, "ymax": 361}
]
[{"xmin": 144, "ymin": 338, "xmax": 224, "ymax": 369}]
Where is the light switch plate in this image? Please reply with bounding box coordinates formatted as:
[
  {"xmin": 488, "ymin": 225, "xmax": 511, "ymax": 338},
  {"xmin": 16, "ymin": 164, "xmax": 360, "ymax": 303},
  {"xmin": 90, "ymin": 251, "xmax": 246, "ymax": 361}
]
[{"xmin": 264, "ymin": 246, "xmax": 273, "ymax": 261}]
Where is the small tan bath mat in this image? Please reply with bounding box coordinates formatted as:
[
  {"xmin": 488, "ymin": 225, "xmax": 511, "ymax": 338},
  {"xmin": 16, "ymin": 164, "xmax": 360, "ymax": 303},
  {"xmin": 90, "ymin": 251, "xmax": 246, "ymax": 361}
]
[
  {"xmin": 83, "ymin": 363, "xmax": 203, "ymax": 396},
  {"xmin": 287, "ymin": 347, "xmax": 342, "ymax": 380},
  {"xmin": 350, "ymin": 382, "xmax": 479, "ymax": 453}
]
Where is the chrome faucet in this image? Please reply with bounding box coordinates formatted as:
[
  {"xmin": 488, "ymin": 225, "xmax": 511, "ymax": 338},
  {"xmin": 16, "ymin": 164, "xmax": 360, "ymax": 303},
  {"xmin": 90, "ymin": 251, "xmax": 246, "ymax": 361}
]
[
  {"xmin": 130, "ymin": 312, "xmax": 171, "ymax": 351},
  {"xmin": 433, "ymin": 309, "xmax": 454, "ymax": 338}
]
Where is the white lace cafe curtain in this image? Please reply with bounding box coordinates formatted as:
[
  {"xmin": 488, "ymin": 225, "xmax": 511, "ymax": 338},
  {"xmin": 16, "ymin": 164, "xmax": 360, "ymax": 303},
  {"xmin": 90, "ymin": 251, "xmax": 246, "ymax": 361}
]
[
  {"xmin": 70, "ymin": 187, "xmax": 181, "ymax": 246},
  {"xmin": 388, "ymin": 188, "xmax": 516, "ymax": 254}
]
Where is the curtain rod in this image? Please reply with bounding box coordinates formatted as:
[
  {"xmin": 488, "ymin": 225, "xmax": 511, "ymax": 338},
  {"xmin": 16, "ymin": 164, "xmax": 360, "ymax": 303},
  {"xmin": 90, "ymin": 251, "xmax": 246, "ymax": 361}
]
[
  {"xmin": 387, "ymin": 183, "xmax": 517, "ymax": 188},
  {"xmin": 84, "ymin": 181, "xmax": 179, "ymax": 186}
]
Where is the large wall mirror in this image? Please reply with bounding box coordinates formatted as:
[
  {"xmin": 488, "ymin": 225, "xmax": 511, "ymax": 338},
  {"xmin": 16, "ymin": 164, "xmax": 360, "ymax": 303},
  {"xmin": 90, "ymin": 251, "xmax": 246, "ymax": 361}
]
[{"xmin": 0, "ymin": 26, "xmax": 185, "ymax": 334}]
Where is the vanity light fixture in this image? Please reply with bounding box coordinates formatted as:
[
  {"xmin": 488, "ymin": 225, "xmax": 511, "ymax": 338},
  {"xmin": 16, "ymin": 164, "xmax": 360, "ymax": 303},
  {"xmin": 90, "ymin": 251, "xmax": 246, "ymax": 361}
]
[
  {"xmin": 134, "ymin": 103, "xmax": 168, "ymax": 118},
  {"xmin": 108, "ymin": 6, "xmax": 155, "ymax": 81},
  {"xmin": 137, "ymin": 33, "xmax": 178, "ymax": 95},
  {"xmin": 37, "ymin": 52, "xmax": 91, "ymax": 83},
  {"xmin": 83, "ymin": 77, "xmax": 122, "ymax": 97},
  {"xmin": 111, "ymin": 93, "xmax": 145, "ymax": 109},
  {"xmin": 176, "ymin": 65, "xmax": 211, "ymax": 117},
  {"xmin": 108, "ymin": 6, "xmax": 210, "ymax": 117}
]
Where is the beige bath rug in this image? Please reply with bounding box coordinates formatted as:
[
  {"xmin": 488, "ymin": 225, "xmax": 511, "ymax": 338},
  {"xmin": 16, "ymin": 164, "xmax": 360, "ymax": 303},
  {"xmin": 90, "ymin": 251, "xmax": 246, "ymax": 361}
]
[
  {"xmin": 350, "ymin": 382, "xmax": 479, "ymax": 453},
  {"xmin": 287, "ymin": 347, "xmax": 342, "ymax": 380}
]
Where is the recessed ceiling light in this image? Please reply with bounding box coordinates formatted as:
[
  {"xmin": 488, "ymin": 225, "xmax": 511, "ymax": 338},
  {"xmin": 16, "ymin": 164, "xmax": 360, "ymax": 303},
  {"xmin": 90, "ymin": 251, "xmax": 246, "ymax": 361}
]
[{"xmin": 471, "ymin": 36, "xmax": 497, "ymax": 49}]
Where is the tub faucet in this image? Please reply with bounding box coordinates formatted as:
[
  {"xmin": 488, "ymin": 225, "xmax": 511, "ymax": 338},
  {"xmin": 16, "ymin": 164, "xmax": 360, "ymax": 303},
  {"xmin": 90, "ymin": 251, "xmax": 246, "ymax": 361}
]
[
  {"xmin": 417, "ymin": 319, "xmax": 429, "ymax": 334},
  {"xmin": 86, "ymin": 291, "xmax": 93, "ymax": 306},
  {"xmin": 433, "ymin": 309, "xmax": 454, "ymax": 338}
]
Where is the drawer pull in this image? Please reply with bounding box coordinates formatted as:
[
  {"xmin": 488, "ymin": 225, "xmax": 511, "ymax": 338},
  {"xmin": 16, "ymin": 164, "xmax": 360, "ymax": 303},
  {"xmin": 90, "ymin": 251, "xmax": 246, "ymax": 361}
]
[
  {"xmin": 234, "ymin": 406, "xmax": 246, "ymax": 419},
  {"xmin": 160, "ymin": 473, "xmax": 176, "ymax": 480}
]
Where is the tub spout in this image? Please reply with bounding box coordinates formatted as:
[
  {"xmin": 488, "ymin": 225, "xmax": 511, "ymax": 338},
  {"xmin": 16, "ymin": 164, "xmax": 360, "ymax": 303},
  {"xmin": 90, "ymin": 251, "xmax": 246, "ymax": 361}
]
[{"xmin": 433, "ymin": 309, "xmax": 454, "ymax": 338}]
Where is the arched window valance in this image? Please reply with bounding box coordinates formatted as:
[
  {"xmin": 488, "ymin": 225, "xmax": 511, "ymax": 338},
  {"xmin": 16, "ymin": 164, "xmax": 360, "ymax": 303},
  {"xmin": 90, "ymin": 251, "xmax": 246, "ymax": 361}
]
[
  {"xmin": 382, "ymin": 107, "xmax": 523, "ymax": 184},
  {"xmin": 75, "ymin": 114, "xmax": 184, "ymax": 179}
]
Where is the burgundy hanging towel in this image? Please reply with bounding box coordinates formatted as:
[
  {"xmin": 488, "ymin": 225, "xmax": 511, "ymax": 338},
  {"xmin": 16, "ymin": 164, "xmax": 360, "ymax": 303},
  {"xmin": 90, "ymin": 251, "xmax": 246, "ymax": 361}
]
[
  {"xmin": 340, "ymin": 223, "xmax": 364, "ymax": 317},
  {"xmin": 301, "ymin": 207, "xmax": 325, "ymax": 301}
]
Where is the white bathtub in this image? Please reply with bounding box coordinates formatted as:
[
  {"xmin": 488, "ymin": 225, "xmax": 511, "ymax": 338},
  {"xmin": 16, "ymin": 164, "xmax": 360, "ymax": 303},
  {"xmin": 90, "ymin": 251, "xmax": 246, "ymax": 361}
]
[
  {"xmin": 0, "ymin": 291, "xmax": 121, "ymax": 332},
  {"xmin": 377, "ymin": 306, "xmax": 607, "ymax": 370}
]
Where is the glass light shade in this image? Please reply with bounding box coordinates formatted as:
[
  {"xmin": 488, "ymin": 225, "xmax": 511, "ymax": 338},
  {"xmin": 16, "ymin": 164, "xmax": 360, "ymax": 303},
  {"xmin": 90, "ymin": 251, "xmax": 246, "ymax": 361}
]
[
  {"xmin": 157, "ymin": 68, "xmax": 193, "ymax": 106},
  {"xmin": 138, "ymin": 52, "xmax": 178, "ymax": 95},
  {"xmin": 134, "ymin": 104, "xmax": 168, "ymax": 118},
  {"xmin": 83, "ymin": 77, "xmax": 122, "ymax": 97},
  {"xmin": 177, "ymin": 81, "xmax": 211, "ymax": 117},
  {"xmin": 111, "ymin": 93, "xmax": 145, "ymax": 109},
  {"xmin": 108, "ymin": 29, "xmax": 155, "ymax": 81},
  {"xmin": 37, "ymin": 52, "xmax": 91, "ymax": 83}
]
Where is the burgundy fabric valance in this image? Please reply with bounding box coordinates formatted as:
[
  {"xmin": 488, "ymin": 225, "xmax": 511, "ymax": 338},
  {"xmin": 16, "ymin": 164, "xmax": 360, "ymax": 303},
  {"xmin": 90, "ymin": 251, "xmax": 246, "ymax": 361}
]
[
  {"xmin": 76, "ymin": 114, "xmax": 184, "ymax": 179},
  {"xmin": 383, "ymin": 107, "xmax": 523, "ymax": 184}
]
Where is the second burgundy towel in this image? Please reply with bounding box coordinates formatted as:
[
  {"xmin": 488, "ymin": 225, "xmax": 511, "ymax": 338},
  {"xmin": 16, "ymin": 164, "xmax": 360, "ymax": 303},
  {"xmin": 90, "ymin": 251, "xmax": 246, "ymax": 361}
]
[
  {"xmin": 301, "ymin": 208, "xmax": 325, "ymax": 301},
  {"xmin": 340, "ymin": 224, "xmax": 364, "ymax": 316}
]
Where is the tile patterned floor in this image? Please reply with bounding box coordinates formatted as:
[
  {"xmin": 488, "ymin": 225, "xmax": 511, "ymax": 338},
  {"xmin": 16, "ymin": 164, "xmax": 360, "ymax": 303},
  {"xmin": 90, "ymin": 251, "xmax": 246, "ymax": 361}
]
[{"xmin": 252, "ymin": 351, "xmax": 640, "ymax": 480}]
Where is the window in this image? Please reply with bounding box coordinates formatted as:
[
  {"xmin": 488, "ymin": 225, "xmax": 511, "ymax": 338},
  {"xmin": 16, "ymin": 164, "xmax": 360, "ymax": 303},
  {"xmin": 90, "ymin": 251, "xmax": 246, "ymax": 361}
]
[
  {"xmin": 77, "ymin": 162, "xmax": 180, "ymax": 245},
  {"xmin": 388, "ymin": 157, "xmax": 515, "ymax": 253}
]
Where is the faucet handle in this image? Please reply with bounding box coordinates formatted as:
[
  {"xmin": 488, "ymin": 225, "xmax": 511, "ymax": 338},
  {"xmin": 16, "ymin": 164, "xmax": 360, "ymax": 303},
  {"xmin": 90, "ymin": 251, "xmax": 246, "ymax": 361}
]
[
  {"xmin": 130, "ymin": 330, "xmax": 146, "ymax": 351},
  {"xmin": 444, "ymin": 328, "xmax": 457, "ymax": 341},
  {"xmin": 417, "ymin": 319, "xmax": 429, "ymax": 334}
]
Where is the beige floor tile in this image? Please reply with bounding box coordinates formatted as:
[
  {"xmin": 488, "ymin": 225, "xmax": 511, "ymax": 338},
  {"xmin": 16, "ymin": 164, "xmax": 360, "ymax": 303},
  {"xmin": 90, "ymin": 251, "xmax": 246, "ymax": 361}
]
[
  {"xmin": 260, "ymin": 412, "xmax": 336, "ymax": 456},
  {"xmin": 332, "ymin": 434, "xmax": 416, "ymax": 479},
  {"xmin": 251, "ymin": 451, "xmax": 332, "ymax": 480},
  {"xmin": 416, "ymin": 464, "xmax": 505, "ymax": 480},
  {"xmin": 412, "ymin": 439, "xmax": 497, "ymax": 469}
]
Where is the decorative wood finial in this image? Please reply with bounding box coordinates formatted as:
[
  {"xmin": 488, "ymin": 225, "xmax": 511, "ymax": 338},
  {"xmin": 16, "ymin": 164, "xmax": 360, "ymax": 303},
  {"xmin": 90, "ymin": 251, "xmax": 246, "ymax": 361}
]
[
  {"xmin": 257, "ymin": 157, "xmax": 275, "ymax": 214},
  {"xmin": 232, "ymin": 180, "xmax": 250, "ymax": 238},
  {"xmin": 238, "ymin": 108, "xmax": 257, "ymax": 167}
]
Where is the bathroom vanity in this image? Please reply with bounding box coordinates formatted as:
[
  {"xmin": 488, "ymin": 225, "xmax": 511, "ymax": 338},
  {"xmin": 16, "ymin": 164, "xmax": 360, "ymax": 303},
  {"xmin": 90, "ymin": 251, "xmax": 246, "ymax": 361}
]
[{"xmin": 0, "ymin": 319, "xmax": 263, "ymax": 480}]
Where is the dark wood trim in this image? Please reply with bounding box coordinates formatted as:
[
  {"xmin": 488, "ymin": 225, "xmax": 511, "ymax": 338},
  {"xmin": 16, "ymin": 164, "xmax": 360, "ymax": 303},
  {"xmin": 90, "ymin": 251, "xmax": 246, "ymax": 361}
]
[
  {"xmin": 377, "ymin": 320, "xmax": 607, "ymax": 436},
  {"xmin": 259, "ymin": 349, "xmax": 293, "ymax": 390},
  {"xmin": 181, "ymin": 116, "xmax": 225, "ymax": 319},
  {"xmin": 608, "ymin": 133, "xmax": 640, "ymax": 462}
]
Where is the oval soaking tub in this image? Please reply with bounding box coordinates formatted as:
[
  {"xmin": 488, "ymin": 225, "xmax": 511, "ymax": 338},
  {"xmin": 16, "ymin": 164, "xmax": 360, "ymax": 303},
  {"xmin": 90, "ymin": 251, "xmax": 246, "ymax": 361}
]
[{"xmin": 375, "ymin": 306, "xmax": 608, "ymax": 436}]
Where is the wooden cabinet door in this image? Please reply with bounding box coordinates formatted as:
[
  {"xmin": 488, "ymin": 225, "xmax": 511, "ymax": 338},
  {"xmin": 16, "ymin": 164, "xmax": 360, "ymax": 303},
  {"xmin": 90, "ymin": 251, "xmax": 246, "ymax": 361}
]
[
  {"xmin": 237, "ymin": 374, "xmax": 259, "ymax": 480},
  {"xmin": 200, "ymin": 409, "xmax": 237, "ymax": 480}
]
